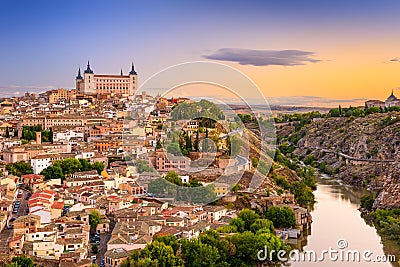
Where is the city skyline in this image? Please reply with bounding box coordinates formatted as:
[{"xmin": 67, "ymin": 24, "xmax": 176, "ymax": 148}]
[{"xmin": 0, "ymin": 0, "xmax": 400, "ymax": 106}]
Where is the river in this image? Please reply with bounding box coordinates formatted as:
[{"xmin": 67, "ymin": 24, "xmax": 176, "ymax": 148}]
[{"xmin": 289, "ymin": 175, "xmax": 397, "ymax": 267}]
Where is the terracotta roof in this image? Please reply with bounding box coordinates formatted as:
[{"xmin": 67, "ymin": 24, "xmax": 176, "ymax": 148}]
[
  {"xmin": 104, "ymin": 248, "xmax": 132, "ymax": 259},
  {"xmin": 21, "ymin": 174, "xmax": 45, "ymax": 179},
  {"xmin": 51, "ymin": 201, "xmax": 64, "ymax": 209}
]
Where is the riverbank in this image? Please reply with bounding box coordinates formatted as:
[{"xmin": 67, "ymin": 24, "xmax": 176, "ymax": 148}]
[
  {"xmin": 290, "ymin": 175, "xmax": 396, "ymax": 267},
  {"xmin": 360, "ymin": 208, "xmax": 400, "ymax": 267}
]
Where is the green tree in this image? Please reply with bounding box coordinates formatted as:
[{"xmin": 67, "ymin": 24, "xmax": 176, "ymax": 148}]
[
  {"xmin": 165, "ymin": 171, "xmax": 182, "ymax": 186},
  {"xmin": 92, "ymin": 244, "xmax": 99, "ymax": 254},
  {"xmin": 166, "ymin": 143, "xmax": 181, "ymax": 156},
  {"xmin": 194, "ymin": 131, "xmax": 200, "ymax": 152},
  {"xmin": 135, "ymin": 159, "xmax": 155, "ymax": 173},
  {"xmin": 228, "ymin": 230, "xmax": 287, "ymax": 264},
  {"xmin": 156, "ymin": 139, "xmax": 162, "ymax": 149},
  {"xmin": 179, "ymin": 135, "xmax": 187, "ymax": 156},
  {"xmin": 148, "ymin": 178, "xmax": 176, "ymax": 198},
  {"xmin": 91, "ymin": 161, "xmax": 105, "ymax": 175},
  {"xmin": 180, "ymin": 238, "xmax": 220, "ymax": 267},
  {"xmin": 153, "ymin": 235, "xmax": 179, "ymax": 255},
  {"xmin": 360, "ymin": 194, "xmax": 375, "ymax": 211},
  {"xmin": 89, "ymin": 210, "xmax": 101, "ymax": 230},
  {"xmin": 328, "ymin": 108, "xmax": 340, "ymax": 117},
  {"xmin": 6, "ymin": 161, "xmax": 34, "ymax": 177},
  {"xmin": 202, "ymin": 129, "xmax": 209, "ymax": 152},
  {"xmin": 170, "ymin": 100, "xmax": 224, "ymax": 121},
  {"xmin": 237, "ymin": 209, "xmax": 259, "ymax": 231},
  {"xmin": 5, "ymin": 126, "xmax": 10, "ymax": 138},
  {"xmin": 251, "ymin": 157, "xmax": 259, "ymax": 168},
  {"xmin": 185, "ymin": 132, "xmax": 192, "ymax": 151},
  {"xmin": 53, "ymin": 158, "xmax": 82, "ymax": 175},
  {"xmin": 230, "ymin": 135, "xmax": 241, "ymax": 156},
  {"xmin": 79, "ymin": 159, "xmax": 92, "ymax": 171},
  {"xmin": 265, "ymin": 206, "xmax": 296, "ymax": 228},
  {"xmin": 229, "ymin": 217, "xmax": 245, "ymax": 233},
  {"xmin": 40, "ymin": 165, "xmax": 64, "ymax": 181},
  {"xmin": 257, "ymin": 160, "xmax": 269, "ymax": 175},
  {"xmin": 6, "ymin": 255, "xmax": 35, "ymax": 267},
  {"xmin": 250, "ymin": 219, "xmax": 274, "ymax": 233},
  {"xmin": 122, "ymin": 241, "xmax": 183, "ymax": 267},
  {"xmin": 290, "ymin": 181, "xmax": 315, "ymax": 207}
]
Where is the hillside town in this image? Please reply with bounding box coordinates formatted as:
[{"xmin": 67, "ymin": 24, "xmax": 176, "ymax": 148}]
[{"xmin": 0, "ymin": 63, "xmax": 313, "ymax": 267}]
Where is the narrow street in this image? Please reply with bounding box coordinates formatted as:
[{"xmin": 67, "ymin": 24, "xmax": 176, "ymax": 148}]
[
  {"xmin": 0, "ymin": 228, "xmax": 12, "ymax": 252},
  {"xmin": 96, "ymin": 218, "xmax": 115, "ymax": 265},
  {"xmin": 0, "ymin": 189, "xmax": 29, "ymax": 252}
]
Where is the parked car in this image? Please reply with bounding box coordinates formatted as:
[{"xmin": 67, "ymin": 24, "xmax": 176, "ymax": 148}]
[{"xmin": 90, "ymin": 237, "xmax": 100, "ymax": 244}]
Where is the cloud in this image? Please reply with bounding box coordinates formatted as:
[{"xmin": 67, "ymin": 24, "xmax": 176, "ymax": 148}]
[
  {"xmin": 0, "ymin": 85, "xmax": 55, "ymax": 96},
  {"xmin": 390, "ymin": 57, "xmax": 400, "ymax": 62},
  {"xmin": 266, "ymin": 96, "xmax": 368, "ymax": 107},
  {"xmin": 203, "ymin": 48, "xmax": 321, "ymax": 66}
]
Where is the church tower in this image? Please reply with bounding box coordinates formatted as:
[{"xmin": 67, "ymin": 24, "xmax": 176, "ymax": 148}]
[
  {"xmin": 75, "ymin": 67, "xmax": 83, "ymax": 94},
  {"xmin": 129, "ymin": 62, "xmax": 138, "ymax": 96},
  {"xmin": 83, "ymin": 61, "xmax": 95, "ymax": 94}
]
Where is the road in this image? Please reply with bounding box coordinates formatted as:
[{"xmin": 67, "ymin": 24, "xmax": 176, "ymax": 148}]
[
  {"xmin": 220, "ymin": 129, "xmax": 243, "ymax": 140},
  {"xmin": 0, "ymin": 189, "xmax": 29, "ymax": 252},
  {"xmin": 95, "ymin": 218, "xmax": 115, "ymax": 265}
]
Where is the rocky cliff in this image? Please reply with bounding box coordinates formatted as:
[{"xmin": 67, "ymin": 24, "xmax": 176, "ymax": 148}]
[{"xmin": 282, "ymin": 112, "xmax": 400, "ymax": 208}]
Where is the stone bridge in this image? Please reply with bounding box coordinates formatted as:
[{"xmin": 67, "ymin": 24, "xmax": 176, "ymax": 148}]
[{"xmin": 301, "ymin": 146, "xmax": 395, "ymax": 164}]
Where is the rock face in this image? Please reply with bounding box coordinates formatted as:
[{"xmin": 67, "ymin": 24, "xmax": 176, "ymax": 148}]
[
  {"xmin": 374, "ymin": 172, "xmax": 400, "ymax": 209},
  {"xmin": 285, "ymin": 112, "xmax": 400, "ymax": 208}
]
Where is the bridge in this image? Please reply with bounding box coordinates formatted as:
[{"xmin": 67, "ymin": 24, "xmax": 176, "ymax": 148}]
[{"xmin": 302, "ymin": 145, "xmax": 395, "ymax": 163}]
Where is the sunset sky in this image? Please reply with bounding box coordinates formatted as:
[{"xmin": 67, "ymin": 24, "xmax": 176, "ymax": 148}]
[{"xmin": 0, "ymin": 0, "xmax": 399, "ymax": 106}]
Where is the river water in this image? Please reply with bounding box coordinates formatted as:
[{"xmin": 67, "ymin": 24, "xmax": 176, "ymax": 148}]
[{"xmin": 290, "ymin": 175, "xmax": 396, "ymax": 267}]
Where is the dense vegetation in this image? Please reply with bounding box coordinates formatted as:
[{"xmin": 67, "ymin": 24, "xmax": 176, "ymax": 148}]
[
  {"xmin": 89, "ymin": 210, "xmax": 101, "ymax": 230},
  {"xmin": 6, "ymin": 161, "xmax": 34, "ymax": 177},
  {"xmin": 5, "ymin": 255, "xmax": 98, "ymax": 267},
  {"xmin": 360, "ymin": 194, "xmax": 375, "ymax": 211},
  {"xmin": 40, "ymin": 158, "xmax": 105, "ymax": 181},
  {"xmin": 148, "ymin": 172, "xmax": 216, "ymax": 204},
  {"xmin": 135, "ymin": 159, "xmax": 155, "ymax": 173},
  {"xmin": 121, "ymin": 210, "xmax": 288, "ymax": 267},
  {"xmin": 370, "ymin": 209, "xmax": 400, "ymax": 244},
  {"xmin": 6, "ymin": 256, "xmax": 35, "ymax": 267},
  {"xmin": 171, "ymin": 99, "xmax": 225, "ymax": 121},
  {"xmin": 327, "ymin": 105, "xmax": 400, "ymax": 118},
  {"xmin": 21, "ymin": 125, "xmax": 53, "ymax": 143},
  {"xmin": 264, "ymin": 206, "xmax": 296, "ymax": 228},
  {"xmin": 273, "ymin": 150, "xmax": 316, "ymax": 207},
  {"xmin": 274, "ymin": 111, "xmax": 322, "ymax": 132}
]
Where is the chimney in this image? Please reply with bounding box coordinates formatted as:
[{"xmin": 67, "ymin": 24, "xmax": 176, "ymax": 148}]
[{"xmin": 36, "ymin": 132, "xmax": 41, "ymax": 145}]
